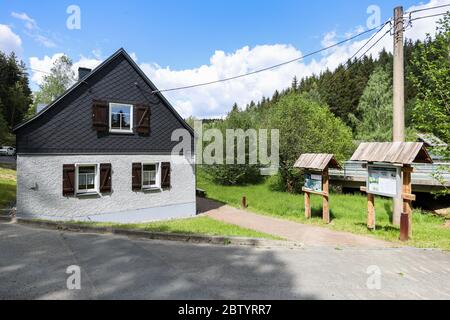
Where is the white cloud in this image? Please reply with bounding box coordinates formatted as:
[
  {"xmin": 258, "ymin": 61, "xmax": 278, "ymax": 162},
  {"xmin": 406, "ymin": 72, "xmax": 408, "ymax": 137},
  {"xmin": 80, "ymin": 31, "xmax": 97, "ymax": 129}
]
[
  {"xmin": 72, "ymin": 55, "xmax": 102, "ymax": 73},
  {"xmin": 27, "ymin": 0, "xmax": 448, "ymax": 119},
  {"xmin": 32, "ymin": 34, "xmax": 56, "ymax": 48},
  {"xmin": 321, "ymin": 31, "xmax": 337, "ymax": 48},
  {"xmin": 29, "ymin": 53, "xmax": 102, "ymax": 86},
  {"xmin": 29, "ymin": 53, "xmax": 65, "ymax": 84},
  {"xmin": 11, "ymin": 11, "xmax": 56, "ymax": 48},
  {"xmin": 92, "ymin": 49, "xmax": 102, "ymax": 60},
  {"xmin": 129, "ymin": 52, "xmax": 138, "ymax": 62},
  {"xmin": 403, "ymin": 0, "xmax": 450, "ymax": 40},
  {"xmin": 11, "ymin": 12, "xmax": 37, "ymax": 30},
  {"xmin": 138, "ymin": 0, "xmax": 449, "ymax": 118},
  {"xmin": 0, "ymin": 24, "xmax": 22, "ymax": 55},
  {"xmin": 139, "ymin": 44, "xmax": 323, "ymax": 118}
]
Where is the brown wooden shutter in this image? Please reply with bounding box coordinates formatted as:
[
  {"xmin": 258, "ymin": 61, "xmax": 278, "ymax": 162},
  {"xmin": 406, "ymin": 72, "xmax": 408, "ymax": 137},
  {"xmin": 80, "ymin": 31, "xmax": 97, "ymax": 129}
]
[
  {"xmin": 92, "ymin": 100, "xmax": 109, "ymax": 132},
  {"xmin": 135, "ymin": 104, "xmax": 150, "ymax": 135},
  {"xmin": 132, "ymin": 163, "xmax": 142, "ymax": 191},
  {"xmin": 100, "ymin": 163, "xmax": 112, "ymax": 193},
  {"xmin": 161, "ymin": 162, "xmax": 171, "ymax": 189},
  {"xmin": 62, "ymin": 164, "xmax": 75, "ymax": 196}
]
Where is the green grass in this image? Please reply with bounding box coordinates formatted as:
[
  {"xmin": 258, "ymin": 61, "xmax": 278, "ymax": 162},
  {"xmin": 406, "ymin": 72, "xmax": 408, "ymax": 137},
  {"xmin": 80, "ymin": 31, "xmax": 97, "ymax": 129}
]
[
  {"xmin": 66, "ymin": 216, "xmax": 280, "ymax": 240},
  {"xmin": 197, "ymin": 170, "xmax": 450, "ymax": 250},
  {"xmin": 0, "ymin": 166, "xmax": 16, "ymax": 210}
]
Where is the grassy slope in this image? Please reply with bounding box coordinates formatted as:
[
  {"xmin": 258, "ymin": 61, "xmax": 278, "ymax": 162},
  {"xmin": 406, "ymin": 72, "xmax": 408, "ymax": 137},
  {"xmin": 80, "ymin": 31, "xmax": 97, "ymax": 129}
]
[
  {"xmin": 0, "ymin": 166, "xmax": 16, "ymax": 210},
  {"xmin": 197, "ymin": 170, "xmax": 450, "ymax": 250},
  {"xmin": 73, "ymin": 216, "xmax": 280, "ymax": 240}
]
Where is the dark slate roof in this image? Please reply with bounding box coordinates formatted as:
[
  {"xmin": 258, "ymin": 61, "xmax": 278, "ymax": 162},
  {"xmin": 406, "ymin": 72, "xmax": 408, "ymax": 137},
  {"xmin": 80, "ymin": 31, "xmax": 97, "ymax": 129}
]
[
  {"xmin": 14, "ymin": 48, "xmax": 192, "ymax": 134},
  {"xmin": 14, "ymin": 48, "xmax": 195, "ymax": 154}
]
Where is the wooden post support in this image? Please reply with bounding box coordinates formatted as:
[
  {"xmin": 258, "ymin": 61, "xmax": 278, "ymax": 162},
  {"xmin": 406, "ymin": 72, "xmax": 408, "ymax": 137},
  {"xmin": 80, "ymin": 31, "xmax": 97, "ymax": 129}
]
[
  {"xmin": 367, "ymin": 193, "xmax": 375, "ymax": 230},
  {"xmin": 304, "ymin": 191, "xmax": 311, "ymax": 219},
  {"xmin": 400, "ymin": 166, "xmax": 413, "ymax": 240},
  {"xmin": 322, "ymin": 168, "xmax": 330, "ymax": 224},
  {"xmin": 400, "ymin": 213, "xmax": 409, "ymax": 241},
  {"xmin": 242, "ymin": 196, "xmax": 247, "ymax": 209}
]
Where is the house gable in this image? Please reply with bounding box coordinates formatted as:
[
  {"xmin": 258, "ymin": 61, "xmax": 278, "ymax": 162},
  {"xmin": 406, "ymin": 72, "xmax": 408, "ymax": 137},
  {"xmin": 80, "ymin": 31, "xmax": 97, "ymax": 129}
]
[{"xmin": 15, "ymin": 49, "xmax": 194, "ymax": 154}]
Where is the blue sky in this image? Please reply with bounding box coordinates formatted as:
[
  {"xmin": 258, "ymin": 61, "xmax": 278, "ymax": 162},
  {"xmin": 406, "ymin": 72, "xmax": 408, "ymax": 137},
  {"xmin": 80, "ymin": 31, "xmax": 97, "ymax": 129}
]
[
  {"xmin": 2, "ymin": 0, "xmax": 421, "ymax": 67},
  {"xmin": 0, "ymin": 0, "xmax": 448, "ymax": 117}
]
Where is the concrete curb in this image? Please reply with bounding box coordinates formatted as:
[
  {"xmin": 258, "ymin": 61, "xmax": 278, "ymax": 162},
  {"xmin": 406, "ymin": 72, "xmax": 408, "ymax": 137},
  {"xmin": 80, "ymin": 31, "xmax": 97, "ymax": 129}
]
[
  {"xmin": 0, "ymin": 217, "xmax": 303, "ymax": 249},
  {"xmin": 0, "ymin": 215, "xmax": 12, "ymax": 222}
]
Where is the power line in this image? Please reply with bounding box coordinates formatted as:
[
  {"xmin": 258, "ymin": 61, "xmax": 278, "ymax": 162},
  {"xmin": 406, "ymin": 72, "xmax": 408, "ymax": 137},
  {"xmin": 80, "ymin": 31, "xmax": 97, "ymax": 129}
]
[
  {"xmin": 152, "ymin": 20, "xmax": 391, "ymax": 94},
  {"xmin": 354, "ymin": 28, "xmax": 391, "ymax": 63},
  {"xmin": 347, "ymin": 20, "xmax": 391, "ymax": 63},
  {"xmin": 26, "ymin": 67, "xmax": 52, "ymax": 75},
  {"xmin": 404, "ymin": 3, "xmax": 450, "ymax": 14},
  {"xmin": 26, "ymin": 67, "xmax": 79, "ymax": 85},
  {"xmin": 318, "ymin": 24, "xmax": 393, "ymax": 96},
  {"xmin": 409, "ymin": 11, "xmax": 449, "ymax": 22},
  {"xmin": 154, "ymin": 11, "xmax": 447, "ymax": 94},
  {"xmin": 27, "ymin": 10, "xmax": 448, "ymax": 93}
]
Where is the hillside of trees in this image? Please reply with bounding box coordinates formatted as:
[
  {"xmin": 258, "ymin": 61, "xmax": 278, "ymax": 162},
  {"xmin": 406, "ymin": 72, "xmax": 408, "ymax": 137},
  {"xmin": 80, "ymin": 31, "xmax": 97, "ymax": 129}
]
[
  {"xmin": 0, "ymin": 52, "xmax": 32, "ymax": 145},
  {"xmin": 200, "ymin": 14, "xmax": 449, "ymax": 191},
  {"xmin": 0, "ymin": 53, "xmax": 76, "ymax": 145}
]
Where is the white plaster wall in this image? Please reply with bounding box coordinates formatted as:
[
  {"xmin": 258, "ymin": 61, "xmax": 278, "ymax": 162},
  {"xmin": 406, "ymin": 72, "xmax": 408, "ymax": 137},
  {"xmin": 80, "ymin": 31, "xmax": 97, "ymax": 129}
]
[{"xmin": 16, "ymin": 155, "xmax": 196, "ymax": 222}]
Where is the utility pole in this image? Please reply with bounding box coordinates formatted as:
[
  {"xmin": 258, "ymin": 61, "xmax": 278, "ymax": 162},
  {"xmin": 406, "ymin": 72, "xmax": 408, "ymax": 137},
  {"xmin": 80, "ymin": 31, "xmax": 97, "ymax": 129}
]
[{"xmin": 392, "ymin": 6, "xmax": 405, "ymax": 226}]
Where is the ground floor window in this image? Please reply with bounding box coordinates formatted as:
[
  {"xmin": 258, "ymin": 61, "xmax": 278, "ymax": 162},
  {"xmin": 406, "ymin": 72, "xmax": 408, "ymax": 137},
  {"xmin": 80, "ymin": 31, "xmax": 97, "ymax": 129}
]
[
  {"xmin": 76, "ymin": 164, "xmax": 98, "ymax": 194},
  {"xmin": 142, "ymin": 163, "xmax": 160, "ymax": 189}
]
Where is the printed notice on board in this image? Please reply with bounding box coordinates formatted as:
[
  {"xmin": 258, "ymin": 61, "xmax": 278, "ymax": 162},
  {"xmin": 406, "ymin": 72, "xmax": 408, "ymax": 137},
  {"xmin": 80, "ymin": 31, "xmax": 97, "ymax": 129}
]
[
  {"xmin": 368, "ymin": 166, "xmax": 398, "ymax": 198},
  {"xmin": 304, "ymin": 173, "xmax": 322, "ymax": 192}
]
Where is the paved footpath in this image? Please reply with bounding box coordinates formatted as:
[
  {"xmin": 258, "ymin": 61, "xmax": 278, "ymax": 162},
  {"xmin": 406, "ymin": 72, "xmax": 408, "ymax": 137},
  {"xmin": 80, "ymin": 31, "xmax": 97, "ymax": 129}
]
[
  {"xmin": 1, "ymin": 223, "xmax": 450, "ymax": 299},
  {"xmin": 199, "ymin": 198, "xmax": 394, "ymax": 248}
]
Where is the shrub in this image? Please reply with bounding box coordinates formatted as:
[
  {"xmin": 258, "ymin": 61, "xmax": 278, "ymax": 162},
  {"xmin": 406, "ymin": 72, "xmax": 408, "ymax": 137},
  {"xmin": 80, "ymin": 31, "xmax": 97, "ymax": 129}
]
[{"xmin": 265, "ymin": 92, "xmax": 354, "ymax": 193}]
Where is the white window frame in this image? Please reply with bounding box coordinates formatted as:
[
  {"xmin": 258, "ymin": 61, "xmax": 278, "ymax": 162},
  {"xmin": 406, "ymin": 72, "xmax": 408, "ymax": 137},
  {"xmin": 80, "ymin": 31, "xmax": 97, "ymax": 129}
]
[
  {"xmin": 142, "ymin": 162, "xmax": 161, "ymax": 190},
  {"xmin": 109, "ymin": 102, "xmax": 133, "ymax": 133},
  {"xmin": 75, "ymin": 163, "xmax": 100, "ymax": 195}
]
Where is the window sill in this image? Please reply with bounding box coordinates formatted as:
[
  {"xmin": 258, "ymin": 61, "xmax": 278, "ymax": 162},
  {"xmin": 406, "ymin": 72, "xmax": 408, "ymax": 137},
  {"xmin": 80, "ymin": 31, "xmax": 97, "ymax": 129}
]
[
  {"xmin": 109, "ymin": 130, "xmax": 134, "ymax": 135},
  {"xmin": 142, "ymin": 187, "xmax": 162, "ymax": 192},
  {"xmin": 76, "ymin": 191, "xmax": 101, "ymax": 197}
]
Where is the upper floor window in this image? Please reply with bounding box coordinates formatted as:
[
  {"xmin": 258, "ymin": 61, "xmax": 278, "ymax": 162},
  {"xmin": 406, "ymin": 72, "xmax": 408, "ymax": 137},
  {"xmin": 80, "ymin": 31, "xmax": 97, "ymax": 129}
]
[{"xmin": 109, "ymin": 103, "xmax": 133, "ymax": 133}]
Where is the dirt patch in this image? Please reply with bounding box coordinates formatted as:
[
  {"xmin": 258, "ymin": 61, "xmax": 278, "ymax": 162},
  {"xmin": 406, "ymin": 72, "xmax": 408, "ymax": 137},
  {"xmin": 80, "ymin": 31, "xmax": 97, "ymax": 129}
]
[
  {"xmin": 202, "ymin": 198, "xmax": 395, "ymax": 248},
  {"xmin": 0, "ymin": 167, "xmax": 16, "ymax": 181},
  {"xmin": 0, "ymin": 173, "xmax": 16, "ymax": 181},
  {"xmin": 435, "ymin": 208, "xmax": 450, "ymax": 216},
  {"xmin": 444, "ymin": 220, "xmax": 450, "ymax": 229}
]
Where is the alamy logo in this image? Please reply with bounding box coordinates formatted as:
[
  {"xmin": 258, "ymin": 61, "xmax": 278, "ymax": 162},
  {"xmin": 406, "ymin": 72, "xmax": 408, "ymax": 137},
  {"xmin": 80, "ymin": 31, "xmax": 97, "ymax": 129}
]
[
  {"xmin": 367, "ymin": 5, "xmax": 381, "ymax": 29},
  {"xmin": 366, "ymin": 265, "xmax": 382, "ymax": 290},
  {"xmin": 66, "ymin": 265, "xmax": 81, "ymax": 290},
  {"xmin": 171, "ymin": 120, "xmax": 280, "ymax": 176},
  {"xmin": 66, "ymin": 5, "xmax": 81, "ymax": 30}
]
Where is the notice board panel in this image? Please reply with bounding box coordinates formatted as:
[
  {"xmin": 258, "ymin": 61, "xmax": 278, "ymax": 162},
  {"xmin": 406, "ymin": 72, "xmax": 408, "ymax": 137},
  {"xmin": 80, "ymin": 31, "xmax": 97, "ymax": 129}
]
[
  {"xmin": 304, "ymin": 172, "xmax": 323, "ymax": 192},
  {"xmin": 367, "ymin": 164, "xmax": 401, "ymax": 198}
]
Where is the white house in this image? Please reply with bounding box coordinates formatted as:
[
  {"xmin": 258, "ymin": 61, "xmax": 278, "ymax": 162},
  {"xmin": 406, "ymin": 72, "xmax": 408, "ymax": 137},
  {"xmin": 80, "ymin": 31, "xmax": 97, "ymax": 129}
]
[{"xmin": 13, "ymin": 48, "xmax": 196, "ymax": 223}]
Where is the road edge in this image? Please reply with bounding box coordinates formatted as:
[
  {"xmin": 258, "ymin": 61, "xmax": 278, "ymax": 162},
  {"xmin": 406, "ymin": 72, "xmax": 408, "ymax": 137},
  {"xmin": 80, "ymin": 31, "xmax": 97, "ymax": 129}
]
[{"xmin": 0, "ymin": 215, "xmax": 303, "ymax": 249}]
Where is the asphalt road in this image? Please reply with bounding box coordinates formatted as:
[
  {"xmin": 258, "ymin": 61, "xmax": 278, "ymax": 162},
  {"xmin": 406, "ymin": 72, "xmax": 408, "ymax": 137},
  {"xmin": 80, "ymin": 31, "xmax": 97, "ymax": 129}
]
[{"xmin": 1, "ymin": 223, "xmax": 450, "ymax": 300}]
